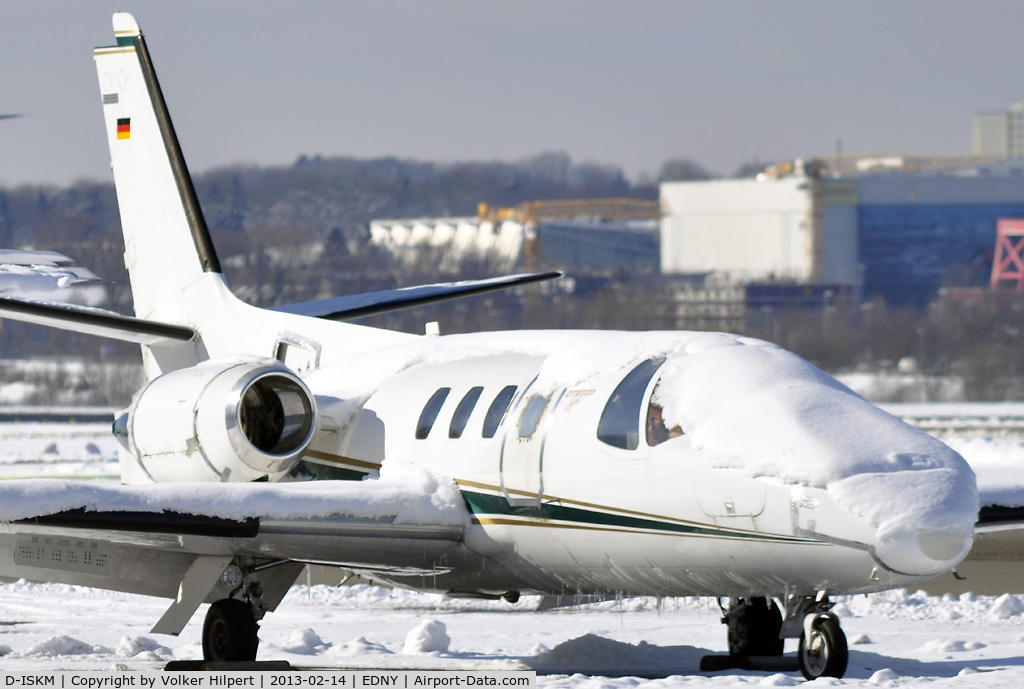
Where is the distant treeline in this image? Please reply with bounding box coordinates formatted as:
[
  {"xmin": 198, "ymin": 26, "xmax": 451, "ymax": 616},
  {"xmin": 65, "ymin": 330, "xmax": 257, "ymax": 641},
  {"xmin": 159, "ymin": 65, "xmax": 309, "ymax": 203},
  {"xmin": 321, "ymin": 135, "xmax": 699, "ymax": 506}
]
[{"xmin": 0, "ymin": 152, "xmax": 663, "ymax": 358}]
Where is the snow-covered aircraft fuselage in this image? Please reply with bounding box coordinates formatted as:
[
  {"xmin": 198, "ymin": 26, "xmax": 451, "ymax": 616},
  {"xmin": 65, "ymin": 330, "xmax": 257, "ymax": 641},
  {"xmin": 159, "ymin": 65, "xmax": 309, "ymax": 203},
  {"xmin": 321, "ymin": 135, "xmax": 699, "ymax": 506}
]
[{"xmin": 0, "ymin": 14, "xmax": 978, "ymax": 680}]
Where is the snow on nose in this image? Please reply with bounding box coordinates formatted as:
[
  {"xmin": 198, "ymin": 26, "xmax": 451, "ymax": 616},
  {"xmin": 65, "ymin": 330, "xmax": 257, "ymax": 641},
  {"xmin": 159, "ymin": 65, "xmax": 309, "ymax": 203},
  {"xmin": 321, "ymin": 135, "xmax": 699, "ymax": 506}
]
[
  {"xmin": 649, "ymin": 334, "xmax": 979, "ymax": 578},
  {"xmin": 829, "ymin": 456, "xmax": 978, "ymax": 578},
  {"xmin": 873, "ymin": 524, "xmax": 974, "ymax": 577}
]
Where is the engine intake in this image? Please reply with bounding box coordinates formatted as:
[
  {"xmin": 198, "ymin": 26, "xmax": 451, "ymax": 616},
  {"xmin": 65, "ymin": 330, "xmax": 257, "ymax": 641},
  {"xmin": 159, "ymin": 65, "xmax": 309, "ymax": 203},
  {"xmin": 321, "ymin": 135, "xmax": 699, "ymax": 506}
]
[{"xmin": 120, "ymin": 358, "xmax": 317, "ymax": 482}]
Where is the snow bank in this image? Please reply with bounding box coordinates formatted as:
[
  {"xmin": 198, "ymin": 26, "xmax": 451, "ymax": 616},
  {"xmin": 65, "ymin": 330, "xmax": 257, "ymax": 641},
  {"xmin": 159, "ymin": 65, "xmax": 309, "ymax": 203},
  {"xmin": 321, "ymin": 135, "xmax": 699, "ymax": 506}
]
[
  {"xmin": 529, "ymin": 633, "xmax": 705, "ymax": 676},
  {"xmin": 0, "ymin": 461, "xmax": 468, "ymax": 526}
]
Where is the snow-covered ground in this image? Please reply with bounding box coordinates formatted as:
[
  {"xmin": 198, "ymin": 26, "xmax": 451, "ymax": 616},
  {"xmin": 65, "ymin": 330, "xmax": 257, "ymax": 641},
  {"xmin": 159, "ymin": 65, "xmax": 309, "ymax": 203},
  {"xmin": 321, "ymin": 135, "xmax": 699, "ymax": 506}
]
[
  {"xmin": 1, "ymin": 404, "xmax": 1024, "ymax": 685},
  {"xmin": 0, "ymin": 421, "xmax": 118, "ymax": 480},
  {"xmin": 3, "ymin": 581, "xmax": 1024, "ymax": 687}
]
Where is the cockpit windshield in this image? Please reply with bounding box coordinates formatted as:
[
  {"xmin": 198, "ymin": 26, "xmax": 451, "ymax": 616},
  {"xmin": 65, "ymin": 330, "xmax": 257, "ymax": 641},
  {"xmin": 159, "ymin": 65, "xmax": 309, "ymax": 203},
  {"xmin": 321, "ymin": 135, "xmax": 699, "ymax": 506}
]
[{"xmin": 597, "ymin": 359, "xmax": 663, "ymax": 450}]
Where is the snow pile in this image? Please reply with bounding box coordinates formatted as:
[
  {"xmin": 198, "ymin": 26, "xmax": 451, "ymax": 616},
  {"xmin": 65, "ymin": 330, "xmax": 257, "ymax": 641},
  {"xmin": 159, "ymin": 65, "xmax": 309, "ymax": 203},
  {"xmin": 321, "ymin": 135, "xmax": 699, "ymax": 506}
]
[
  {"xmin": 868, "ymin": 669, "xmax": 899, "ymax": 684},
  {"xmin": 530, "ymin": 633, "xmax": 704, "ymax": 676},
  {"xmin": 403, "ymin": 619, "xmax": 450, "ymax": 654},
  {"xmin": 326, "ymin": 637, "xmax": 393, "ymax": 657},
  {"xmin": 0, "ymin": 460, "xmax": 468, "ymax": 526},
  {"xmin": 21, "ymin": 635, "xmax": 108, "ymax": 657},
  {"xmin": 991, "ymin": 593, "xmax": 1024, "ymax": 620},
  {"xmin": 652, "ymin": 335, "xmax": 978, "ymax": 539},
  {"xmin": 282, "ymin": 628, "xmax": 330, "ymax": 655},
  {"xmin": 915, "ymin": 638, "xmax": 985, "ymax": 654},
  {"xmin": 114, "ymin": 636, "xmax": 171, "ymax": 660}
]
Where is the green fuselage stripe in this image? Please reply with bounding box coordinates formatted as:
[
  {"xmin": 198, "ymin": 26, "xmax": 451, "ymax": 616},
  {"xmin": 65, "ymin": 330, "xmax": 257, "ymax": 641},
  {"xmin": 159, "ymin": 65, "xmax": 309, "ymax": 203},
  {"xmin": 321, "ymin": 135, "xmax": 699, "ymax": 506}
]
[{"xmin": 460, "ymin": 489, "xmax": 811, "ymax": 544}]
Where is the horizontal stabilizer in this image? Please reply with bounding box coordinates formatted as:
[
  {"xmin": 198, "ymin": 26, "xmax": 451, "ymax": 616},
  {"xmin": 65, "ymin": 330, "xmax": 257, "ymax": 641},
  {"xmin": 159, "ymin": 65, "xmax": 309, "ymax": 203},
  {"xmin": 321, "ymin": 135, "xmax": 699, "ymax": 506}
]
[
  {"xmin": 0, "ymin": 296, "xmax": 195, "ymax": 345},
  {"xmin": 0, "ymin": 249, "xmax": 104, "ymax": 304},
  {"xmin": 272, "ymin": 271, "xmax": 562, "ymax": 321}
]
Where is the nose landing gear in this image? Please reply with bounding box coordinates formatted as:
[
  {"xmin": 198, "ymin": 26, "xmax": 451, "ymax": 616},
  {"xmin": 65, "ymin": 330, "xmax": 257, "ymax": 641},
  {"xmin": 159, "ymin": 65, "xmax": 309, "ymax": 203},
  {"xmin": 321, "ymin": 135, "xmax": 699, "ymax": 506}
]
[{"xmin": 795, "ymin": 608, "xmax": 848, "ymax": 680}]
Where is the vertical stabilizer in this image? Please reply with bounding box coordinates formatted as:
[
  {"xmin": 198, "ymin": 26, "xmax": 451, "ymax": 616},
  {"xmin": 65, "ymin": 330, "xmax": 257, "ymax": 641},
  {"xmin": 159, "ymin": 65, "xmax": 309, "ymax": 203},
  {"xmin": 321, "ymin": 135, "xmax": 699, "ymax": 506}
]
[
  {"xmin": 94, "ymin": 13, "xmax": 223, "ymax": 323},
  {"xmin": 91, "ymin": 13, "xmax": 415, "ymax": 383}
]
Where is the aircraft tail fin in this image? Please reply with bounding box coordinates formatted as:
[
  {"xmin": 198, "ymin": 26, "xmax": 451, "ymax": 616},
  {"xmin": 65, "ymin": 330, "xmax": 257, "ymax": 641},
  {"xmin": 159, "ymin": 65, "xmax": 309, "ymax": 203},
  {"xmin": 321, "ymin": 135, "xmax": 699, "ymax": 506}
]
[{"xmin": 93, "ymin": 13, "xmax": 223, "ymax": 324}]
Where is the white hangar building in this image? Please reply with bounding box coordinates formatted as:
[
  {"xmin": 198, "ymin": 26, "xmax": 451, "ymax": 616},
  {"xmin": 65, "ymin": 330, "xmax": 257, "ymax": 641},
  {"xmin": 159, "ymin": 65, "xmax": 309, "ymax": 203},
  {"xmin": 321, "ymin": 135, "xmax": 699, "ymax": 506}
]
[{"xmin": 659, "ymin": 174, "xmax": 860, "ymax": 287}]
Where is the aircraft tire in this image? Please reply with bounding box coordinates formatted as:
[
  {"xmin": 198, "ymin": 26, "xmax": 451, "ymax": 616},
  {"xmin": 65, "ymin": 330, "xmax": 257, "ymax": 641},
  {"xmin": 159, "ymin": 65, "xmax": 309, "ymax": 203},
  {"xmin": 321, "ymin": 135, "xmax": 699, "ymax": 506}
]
[
  {"xmin": 202, "ymin": 598, "xmax": 259, "ymax": 662},
  {"xmin": 727, "ymin": 597, "xmax": 784, "ymax": 657},
  {"xmin": 797, "ymin": 616, "xmax": 848, "ymax": 680}
]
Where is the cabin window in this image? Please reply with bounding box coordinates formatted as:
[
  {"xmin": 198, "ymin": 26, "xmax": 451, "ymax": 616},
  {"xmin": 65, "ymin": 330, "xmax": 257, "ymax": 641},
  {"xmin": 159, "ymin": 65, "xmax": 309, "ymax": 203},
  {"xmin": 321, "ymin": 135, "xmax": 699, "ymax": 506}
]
[
  {"xmin": 449, "ymin": 386, "xmax": 484, "ymax": 439},
  {"xmin": 416, "ymin": 387, "xmax": 450, "ymax": 439},
  {"xmin": 482, "ymin": 385, "xmax": 517, "ymax": 438},
  {"xmin": 597, "ymin": 359, "xmax": 663, "ymax": 450},
  {"xmin": 518, "ymin": 394, "xmax": 549, "ymax": 438}
]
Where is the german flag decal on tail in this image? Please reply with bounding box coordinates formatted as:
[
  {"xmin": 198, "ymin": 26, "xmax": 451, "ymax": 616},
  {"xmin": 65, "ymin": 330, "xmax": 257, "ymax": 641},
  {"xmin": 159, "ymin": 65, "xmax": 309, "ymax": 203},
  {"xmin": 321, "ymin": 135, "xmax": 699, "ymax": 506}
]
[{"xmin": 116, "ymin": 117, "xmax": 130, "ymax": 140}]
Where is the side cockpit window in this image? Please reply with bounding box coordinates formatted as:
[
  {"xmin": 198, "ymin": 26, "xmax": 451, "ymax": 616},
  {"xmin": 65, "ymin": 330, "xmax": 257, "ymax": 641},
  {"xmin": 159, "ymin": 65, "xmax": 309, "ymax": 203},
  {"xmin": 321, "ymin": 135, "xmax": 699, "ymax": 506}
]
[
  {"xmin": 416, "ymin": 387, "xmax": 450, "ymax": 439},
  {"xmin": 482, "ymin": 385, "xmax": 517, "ymax": 438},
  {"xmin": 449, "ymin": 386, "xmax": 483, "ymax": 439},
  {"xmin": 597, "ymin": 359, "xmax": 663, "ymax": 450},
  {"xmin": 645, "ymin": 399, "xmax": 683, "ymax": 446}
]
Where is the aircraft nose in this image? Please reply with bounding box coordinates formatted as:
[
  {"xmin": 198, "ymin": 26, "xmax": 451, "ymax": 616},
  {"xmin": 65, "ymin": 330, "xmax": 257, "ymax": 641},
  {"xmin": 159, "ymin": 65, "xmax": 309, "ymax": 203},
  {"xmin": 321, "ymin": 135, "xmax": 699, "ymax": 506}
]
[{"xmin": 873, "ymin": 525, "xmax": 973, "ymax": 577}]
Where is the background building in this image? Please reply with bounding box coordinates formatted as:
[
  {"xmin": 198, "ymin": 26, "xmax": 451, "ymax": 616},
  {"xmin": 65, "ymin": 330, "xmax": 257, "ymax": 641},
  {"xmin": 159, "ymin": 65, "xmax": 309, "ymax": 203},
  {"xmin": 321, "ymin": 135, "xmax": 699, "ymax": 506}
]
[
  {"xmin": 369, "ymin": 199, "xmax": 660, "ymax": 278},
  {"xmin": 660, "ymin": 158, "xmax": 1024, "ymax": 308},
  {"xmin": 973, "ymin": 100, "xmax": 1024, "ymax": 158}
]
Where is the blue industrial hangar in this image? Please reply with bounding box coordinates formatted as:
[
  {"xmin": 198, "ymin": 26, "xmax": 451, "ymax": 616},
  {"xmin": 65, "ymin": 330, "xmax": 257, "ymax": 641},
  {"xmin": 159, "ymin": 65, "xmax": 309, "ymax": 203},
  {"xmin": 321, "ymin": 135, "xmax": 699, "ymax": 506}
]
[{"xmin": 660, "ymin": 156, "xmax": 1024, "ymax": 307}]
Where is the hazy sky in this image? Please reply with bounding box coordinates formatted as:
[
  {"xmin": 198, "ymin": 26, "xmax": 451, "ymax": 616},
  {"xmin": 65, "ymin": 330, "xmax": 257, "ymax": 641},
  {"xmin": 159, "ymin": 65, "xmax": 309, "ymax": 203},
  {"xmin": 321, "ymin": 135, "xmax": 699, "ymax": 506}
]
[{"xmin": 2, "ymin": 1, "xmax": 1022, "ymax": 187}]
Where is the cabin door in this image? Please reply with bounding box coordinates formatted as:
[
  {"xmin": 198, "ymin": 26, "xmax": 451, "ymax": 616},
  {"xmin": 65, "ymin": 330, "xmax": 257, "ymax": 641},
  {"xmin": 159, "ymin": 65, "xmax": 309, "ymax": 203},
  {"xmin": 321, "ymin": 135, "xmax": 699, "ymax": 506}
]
[{"xmin": 500, "ymin": 389, "xmax": 565, "ymax": 507}]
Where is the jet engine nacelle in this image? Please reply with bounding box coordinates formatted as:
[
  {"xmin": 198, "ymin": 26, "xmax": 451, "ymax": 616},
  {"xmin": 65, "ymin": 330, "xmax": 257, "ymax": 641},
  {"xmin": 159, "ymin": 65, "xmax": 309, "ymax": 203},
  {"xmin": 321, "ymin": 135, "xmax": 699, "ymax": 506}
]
[{"xmin": 119, "ymin": 358, "xmax": 317, "ymax": 483}]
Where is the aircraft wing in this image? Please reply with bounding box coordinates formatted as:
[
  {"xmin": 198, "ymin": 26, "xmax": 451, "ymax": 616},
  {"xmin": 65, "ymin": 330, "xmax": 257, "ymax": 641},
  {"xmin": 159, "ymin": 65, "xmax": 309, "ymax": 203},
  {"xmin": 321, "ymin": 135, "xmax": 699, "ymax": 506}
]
[
  {"xmin": 0, "ymin": 474, "xmax": 465, "ymax": 566},
  {"xmin": 0, "ymin": 473, "xmax": 466, "ymax": 634},
  {"xmin": 0, "ymin": 295, "xmax": 195, "ymax": 345},
  {"xmin": 976, "ymin": 502, "xmax": 1024, "ymax": 532},
  {"xmin": 271, "ymin": 271, "xmax": 562, "ymax": 321}
]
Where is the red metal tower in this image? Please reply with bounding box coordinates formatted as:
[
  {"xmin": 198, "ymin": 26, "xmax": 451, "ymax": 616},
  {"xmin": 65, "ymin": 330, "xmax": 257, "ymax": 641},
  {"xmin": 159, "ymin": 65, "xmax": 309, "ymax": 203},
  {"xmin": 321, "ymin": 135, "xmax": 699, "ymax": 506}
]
[{"xmin": 990, "ymin": 219, "xmax": 1024, "ymax": 291}]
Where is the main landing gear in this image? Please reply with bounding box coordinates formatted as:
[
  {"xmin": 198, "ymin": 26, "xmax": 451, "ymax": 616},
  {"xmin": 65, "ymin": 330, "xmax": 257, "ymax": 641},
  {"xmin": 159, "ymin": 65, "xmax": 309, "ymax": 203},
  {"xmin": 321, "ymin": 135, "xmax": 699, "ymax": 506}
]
[
  {"xmin": 203, "ymin": 598, "xmax": 259, "ymax": 661},
  {"xmin": 200, "ymin": 562, "xmax": 269, "ymax": 662},
  {"xmin": 701, "ymin": 594, "xmax": 849, "ymax": 680}
]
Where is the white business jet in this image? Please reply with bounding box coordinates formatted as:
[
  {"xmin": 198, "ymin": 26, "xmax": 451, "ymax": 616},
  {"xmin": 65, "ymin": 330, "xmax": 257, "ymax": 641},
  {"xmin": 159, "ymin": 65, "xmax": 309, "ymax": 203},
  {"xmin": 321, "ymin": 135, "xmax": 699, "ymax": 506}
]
[{"xmin": 0, "ymin": 14, "xmax": 979, "ymax": 680}]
